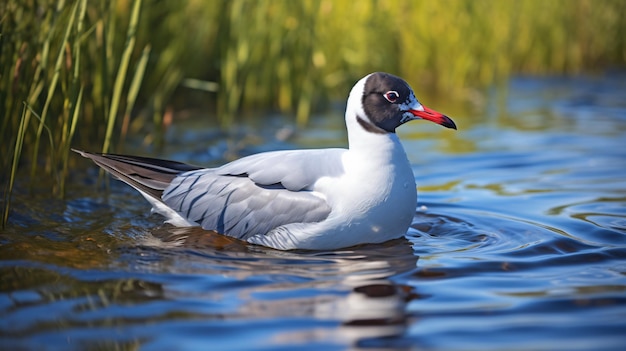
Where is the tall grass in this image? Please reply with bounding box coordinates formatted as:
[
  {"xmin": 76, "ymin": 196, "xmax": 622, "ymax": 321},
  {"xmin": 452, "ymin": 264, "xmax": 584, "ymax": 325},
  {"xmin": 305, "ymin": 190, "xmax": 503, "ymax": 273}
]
[
  {"xmin": 0, "ymin": 0, "xmax": 156, "ymax": 225},
  {"xmin": 1, "ymin": 0, "xmax": 625, "ymax": 227}
]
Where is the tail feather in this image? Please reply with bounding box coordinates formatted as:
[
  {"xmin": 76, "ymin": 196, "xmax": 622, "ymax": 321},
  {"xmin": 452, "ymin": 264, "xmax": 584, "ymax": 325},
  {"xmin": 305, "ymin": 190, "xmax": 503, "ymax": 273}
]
[{"xmin": 72, "ymin": 149, "xmax": 202, "ymax": 200}]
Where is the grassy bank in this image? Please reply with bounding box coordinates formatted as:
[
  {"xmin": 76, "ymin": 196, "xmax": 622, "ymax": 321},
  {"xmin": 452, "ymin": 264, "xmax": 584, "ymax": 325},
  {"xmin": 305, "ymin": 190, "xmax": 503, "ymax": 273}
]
[{"xmin": 1, "ymin": 0, "xmax": 625, "ymax": 225}]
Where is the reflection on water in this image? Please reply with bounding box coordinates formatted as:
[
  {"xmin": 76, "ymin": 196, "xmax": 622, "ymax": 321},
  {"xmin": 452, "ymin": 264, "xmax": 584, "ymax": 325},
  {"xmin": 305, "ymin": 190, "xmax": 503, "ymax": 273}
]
[
  {"xmin": 1, "ymin": 226, "xmax": 416, "ymax": 350},
  {"xmin": 148, "ymin": 226, "xmax": 415, "ymax": 347},
  {"xmin": 2, "ymin": 74, "xmax": 626, "ymax": 350}
]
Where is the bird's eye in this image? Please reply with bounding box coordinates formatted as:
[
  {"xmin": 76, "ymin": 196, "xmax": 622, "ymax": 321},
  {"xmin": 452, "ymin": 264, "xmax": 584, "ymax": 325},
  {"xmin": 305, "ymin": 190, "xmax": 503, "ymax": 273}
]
[{"xmin": 383, "ymin": 91, "xmax": 399, "ymax": 103}]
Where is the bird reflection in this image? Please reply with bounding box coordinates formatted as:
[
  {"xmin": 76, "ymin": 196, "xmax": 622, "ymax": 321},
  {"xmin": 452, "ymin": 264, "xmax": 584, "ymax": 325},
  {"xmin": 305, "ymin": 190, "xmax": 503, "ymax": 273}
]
[{"xmin": 139, "ymin": 225, "xmax": 419, "ymax": 348}]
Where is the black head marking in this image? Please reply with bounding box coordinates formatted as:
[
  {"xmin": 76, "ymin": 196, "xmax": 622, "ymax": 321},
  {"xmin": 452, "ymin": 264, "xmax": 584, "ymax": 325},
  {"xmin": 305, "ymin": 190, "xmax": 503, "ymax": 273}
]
[{"xmin": 361, "ymin": 72, "xmax": 414, "ymax": 133}]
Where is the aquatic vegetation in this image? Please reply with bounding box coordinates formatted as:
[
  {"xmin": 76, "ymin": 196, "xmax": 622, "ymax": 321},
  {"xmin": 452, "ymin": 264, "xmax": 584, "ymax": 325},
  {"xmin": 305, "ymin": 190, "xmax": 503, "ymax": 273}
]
[{"xmin": 1, "ymin": 0, "xmax": 625, "ymax": 226}]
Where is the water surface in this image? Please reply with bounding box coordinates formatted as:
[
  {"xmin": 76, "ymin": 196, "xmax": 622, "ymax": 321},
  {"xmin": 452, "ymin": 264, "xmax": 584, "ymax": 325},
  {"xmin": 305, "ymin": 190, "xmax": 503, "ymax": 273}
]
[{"xmin": 2, "ymin": 74, "xmax": 625, "ymax": 350}]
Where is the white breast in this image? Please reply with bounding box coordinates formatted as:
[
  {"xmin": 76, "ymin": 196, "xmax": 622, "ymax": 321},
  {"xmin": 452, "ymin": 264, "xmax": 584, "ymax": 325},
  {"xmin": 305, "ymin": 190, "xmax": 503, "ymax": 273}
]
[{"xmin": 247, "ymin": 132, "xmax": 417, "ymax": 250}]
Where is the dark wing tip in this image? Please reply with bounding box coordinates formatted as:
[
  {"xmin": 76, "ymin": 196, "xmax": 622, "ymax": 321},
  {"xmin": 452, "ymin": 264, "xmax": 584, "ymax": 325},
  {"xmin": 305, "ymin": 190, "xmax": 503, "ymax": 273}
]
[{"xmin": 71, "ymin": 148, "xmax": 88, "ymax": 157}]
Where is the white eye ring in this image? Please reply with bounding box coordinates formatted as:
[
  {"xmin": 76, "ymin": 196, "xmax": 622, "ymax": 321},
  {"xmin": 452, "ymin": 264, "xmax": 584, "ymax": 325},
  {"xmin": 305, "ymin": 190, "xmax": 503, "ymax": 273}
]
[{"xmin": 383, "ymin": 91, "xmax": 399, "ymax": 103}]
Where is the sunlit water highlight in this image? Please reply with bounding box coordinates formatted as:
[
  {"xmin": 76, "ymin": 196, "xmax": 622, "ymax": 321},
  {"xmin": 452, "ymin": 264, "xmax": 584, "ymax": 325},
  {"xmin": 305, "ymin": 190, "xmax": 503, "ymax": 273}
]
[{"xmin": 2, "ymin": 74, "xmax": 625, "ymax": 350}]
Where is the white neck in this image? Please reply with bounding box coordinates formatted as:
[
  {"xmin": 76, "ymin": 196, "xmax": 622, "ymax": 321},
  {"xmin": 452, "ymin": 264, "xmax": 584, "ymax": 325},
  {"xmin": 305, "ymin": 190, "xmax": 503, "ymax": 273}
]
[
  {"xmin": 344, "ymin": 73, "xmax": 406, "ymax": 159},
  {"xmin": 346, "ymin": 114, "xmax": 402, "ymax": 155}
]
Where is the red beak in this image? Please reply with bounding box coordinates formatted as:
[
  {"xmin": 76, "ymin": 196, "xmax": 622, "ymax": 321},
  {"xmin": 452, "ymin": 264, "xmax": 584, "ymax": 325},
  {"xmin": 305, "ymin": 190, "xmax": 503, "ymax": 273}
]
[{"xmin": 409, "ymin": 105, "xmax": 457, "ymax": 130}]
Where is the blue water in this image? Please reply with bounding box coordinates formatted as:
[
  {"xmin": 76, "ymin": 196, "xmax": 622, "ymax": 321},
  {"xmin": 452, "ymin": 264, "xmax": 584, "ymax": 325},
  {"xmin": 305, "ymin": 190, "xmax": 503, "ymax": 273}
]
[{"xmin": 1, "ymin": 74, "xmax": 625, "ymax": 350}]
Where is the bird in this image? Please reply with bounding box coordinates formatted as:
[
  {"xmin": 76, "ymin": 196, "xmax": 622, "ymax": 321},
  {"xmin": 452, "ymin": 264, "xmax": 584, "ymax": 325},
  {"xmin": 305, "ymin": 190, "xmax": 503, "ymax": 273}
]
[{"xmin": 75, "ymin": 72, "xmax": 456, "ymax": 250}]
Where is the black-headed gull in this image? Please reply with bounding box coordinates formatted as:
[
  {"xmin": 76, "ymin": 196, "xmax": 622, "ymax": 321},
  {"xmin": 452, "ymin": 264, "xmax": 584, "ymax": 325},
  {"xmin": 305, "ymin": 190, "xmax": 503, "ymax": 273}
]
[{"xmin": 75, "ymin": 72, "xmax": 456, "ymax": 250}]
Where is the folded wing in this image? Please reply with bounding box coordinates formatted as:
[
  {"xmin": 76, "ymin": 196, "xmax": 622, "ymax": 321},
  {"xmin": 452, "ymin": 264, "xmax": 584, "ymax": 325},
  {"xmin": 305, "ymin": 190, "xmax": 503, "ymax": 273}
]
[{"xmin": 163, "ymin": 149, "xmax": 346, "ymax": 240}]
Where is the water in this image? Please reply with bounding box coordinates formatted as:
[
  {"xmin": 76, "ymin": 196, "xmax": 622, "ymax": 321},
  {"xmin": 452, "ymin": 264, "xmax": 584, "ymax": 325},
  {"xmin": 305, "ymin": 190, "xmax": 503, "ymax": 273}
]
[{"xmin": 2, "ymin": 74, "xmax": 626, "ymax": 350}]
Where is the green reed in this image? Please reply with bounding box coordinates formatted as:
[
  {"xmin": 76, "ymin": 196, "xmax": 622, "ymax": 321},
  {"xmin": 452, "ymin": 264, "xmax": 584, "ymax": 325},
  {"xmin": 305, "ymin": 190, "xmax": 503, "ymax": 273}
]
[
  {"xmin": 1, "ymin": 0, "xmax": 625, "ymax": 227},
  {"xmin": 102, "ymin": 0, "xmax": 142, "ymax": 155}
]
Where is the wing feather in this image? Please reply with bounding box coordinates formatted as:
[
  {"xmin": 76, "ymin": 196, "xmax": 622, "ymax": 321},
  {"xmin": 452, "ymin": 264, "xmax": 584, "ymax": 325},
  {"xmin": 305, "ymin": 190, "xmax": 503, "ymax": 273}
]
[
  {"xmin": 217, "ymin": 149, "xmax": 346, "ymax": 190},
  {"xmin": 73, "ymin": 149, "xmax": 202, "ymax": 199},
  {"xmin": 76, "ymin": 148, "xmax": 344, "ymax": 240},
  {"xmin": 164, "ymin": 168, "xmax": 333, "ymax": 240}
]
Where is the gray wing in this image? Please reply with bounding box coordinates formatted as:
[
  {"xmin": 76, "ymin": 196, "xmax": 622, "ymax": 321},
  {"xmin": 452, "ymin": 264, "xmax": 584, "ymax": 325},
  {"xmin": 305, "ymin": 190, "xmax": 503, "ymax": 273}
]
[
  {"xmin": 163, "ymin": 149, "xmax": 346, "ymax": 240},
  {"xmin": 216, "ymin": 149, "xmax": 346, "ymax": 190}
]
